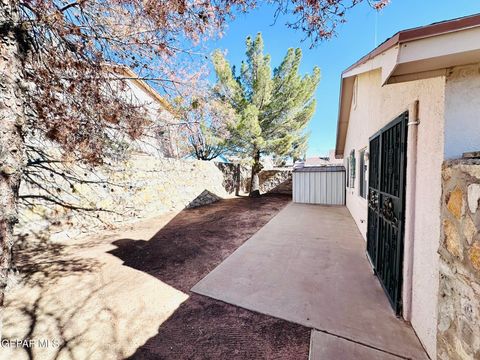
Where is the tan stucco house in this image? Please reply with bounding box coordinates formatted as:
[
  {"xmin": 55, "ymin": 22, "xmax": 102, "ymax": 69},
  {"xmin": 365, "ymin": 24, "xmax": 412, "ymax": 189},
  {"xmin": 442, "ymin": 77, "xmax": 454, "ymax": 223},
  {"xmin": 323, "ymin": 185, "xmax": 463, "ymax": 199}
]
[
  {"xmin": 335, "ymin": 14, "xmax": 480, "ymax": 359},
  {"xmin": 111, "ymin": 65, "xmax": 181, "ymax": 158}
]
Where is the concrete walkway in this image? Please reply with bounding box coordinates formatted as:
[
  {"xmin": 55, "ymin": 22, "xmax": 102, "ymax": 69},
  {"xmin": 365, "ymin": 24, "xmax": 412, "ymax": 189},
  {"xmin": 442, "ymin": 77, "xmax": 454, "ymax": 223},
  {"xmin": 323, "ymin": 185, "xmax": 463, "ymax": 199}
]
[{"xmin": 192, "ymin": 203, "xmax": 428, "ymax": 359}]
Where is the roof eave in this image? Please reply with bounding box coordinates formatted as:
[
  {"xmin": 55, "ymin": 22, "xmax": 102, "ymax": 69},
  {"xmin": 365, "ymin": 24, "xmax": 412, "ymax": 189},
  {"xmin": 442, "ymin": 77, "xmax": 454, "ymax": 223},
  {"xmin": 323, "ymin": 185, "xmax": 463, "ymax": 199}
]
[
  {"xmin": 335, "ymin": 76, "xmax": 354, "ymax": 158},
  {"xmin": 342, "ymin": 13, "xmax": 480, "ymax": 76},
  {"xmin": 335, "ymin": 14, "xmax": 480, "ymax": 158}
]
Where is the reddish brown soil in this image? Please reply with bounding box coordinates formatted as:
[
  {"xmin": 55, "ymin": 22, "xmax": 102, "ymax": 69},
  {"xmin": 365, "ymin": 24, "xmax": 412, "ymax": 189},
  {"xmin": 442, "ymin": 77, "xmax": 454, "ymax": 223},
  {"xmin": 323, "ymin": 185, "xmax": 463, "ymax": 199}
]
[{"xmin": 109, "ymin": 194, "xmax": 310, "ymax": 360}]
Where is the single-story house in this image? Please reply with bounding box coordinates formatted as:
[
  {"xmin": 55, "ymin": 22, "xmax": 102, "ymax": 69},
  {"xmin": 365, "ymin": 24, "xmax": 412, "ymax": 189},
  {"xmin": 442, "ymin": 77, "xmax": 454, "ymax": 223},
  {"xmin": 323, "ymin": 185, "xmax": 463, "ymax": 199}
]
[{"xmin": 335, "ymin": 14, "xmax": 480, "ymax": 359}]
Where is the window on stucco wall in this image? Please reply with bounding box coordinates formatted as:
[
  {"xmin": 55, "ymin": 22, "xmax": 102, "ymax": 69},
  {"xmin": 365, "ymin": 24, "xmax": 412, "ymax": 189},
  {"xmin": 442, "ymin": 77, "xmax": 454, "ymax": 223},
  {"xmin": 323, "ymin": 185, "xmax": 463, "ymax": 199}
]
[
  {"xmin": 346, "ymin": 160, "xmax": 350, "ymax": 187},
  {"xmin": 349, "ymin": 150, "xmax": 356, "ymax": 188},
  {"xmin": 359, "ymin": 148, "xmax": 367, "ymax": 198}
]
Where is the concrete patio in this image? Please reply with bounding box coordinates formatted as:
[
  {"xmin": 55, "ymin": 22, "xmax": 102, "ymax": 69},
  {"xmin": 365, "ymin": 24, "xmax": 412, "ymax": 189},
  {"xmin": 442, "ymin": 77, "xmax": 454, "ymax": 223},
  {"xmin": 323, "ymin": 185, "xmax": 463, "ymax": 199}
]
[{"xmin": 192, "ymin": 203, "xmax": 429, "ymax": 359}]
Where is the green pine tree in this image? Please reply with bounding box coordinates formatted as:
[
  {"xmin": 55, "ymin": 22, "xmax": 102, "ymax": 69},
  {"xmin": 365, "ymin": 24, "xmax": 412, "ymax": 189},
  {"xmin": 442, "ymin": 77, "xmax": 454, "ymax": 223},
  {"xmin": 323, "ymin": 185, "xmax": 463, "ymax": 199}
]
[{"xmin": 212, "ymin": 33, "xmax": 320, "ymax": 196}]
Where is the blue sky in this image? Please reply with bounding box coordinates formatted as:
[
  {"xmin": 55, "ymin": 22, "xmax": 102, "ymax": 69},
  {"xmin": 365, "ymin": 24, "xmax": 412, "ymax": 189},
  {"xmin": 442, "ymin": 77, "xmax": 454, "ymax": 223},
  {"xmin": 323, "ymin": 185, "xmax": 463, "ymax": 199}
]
[{"xmin": 204, "ymin": 1, "xmax": 480, "ymax": 157}]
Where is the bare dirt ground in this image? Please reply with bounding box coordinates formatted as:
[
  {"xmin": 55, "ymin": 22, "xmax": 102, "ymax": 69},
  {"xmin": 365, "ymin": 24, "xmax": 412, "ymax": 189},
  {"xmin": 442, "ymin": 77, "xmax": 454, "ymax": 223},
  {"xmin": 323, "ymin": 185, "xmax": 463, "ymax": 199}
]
[
  {"xmin": 4, "ymin": 194, "xmax": 310, "ymax": 360},
  {"xmin": 110, "ymin": 194, "xmax": 310, "ymax": 360}
]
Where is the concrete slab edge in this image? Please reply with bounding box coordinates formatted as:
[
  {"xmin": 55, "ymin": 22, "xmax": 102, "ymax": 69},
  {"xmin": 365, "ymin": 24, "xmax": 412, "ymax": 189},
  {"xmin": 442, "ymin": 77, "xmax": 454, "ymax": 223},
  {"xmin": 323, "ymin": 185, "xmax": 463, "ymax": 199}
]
[
  {"xmin": 308, "ymin": 330, "xmax": 315, "ymax": 360},
  {"xmin": 191, "ymin": 289, "xmax": 422, "ymax": 360},
  {"xmin": 308, "ymin": 330, "xmax": 413, "ymax": 360}
]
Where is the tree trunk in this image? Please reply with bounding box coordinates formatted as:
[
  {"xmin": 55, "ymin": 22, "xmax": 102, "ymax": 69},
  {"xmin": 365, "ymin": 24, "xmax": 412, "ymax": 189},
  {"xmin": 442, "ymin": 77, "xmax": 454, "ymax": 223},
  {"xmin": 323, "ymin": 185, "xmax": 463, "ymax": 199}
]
[
  {"xmin": 234, "ymin": 163, "xmax": 240, "ymax": 196},
  {"xmin": 249, "ymin": 150, "xmax": 262, "ymax": 197},
  {"xmin": 0, "ymin": 0, "xmax": 27, "ymax": 310}
]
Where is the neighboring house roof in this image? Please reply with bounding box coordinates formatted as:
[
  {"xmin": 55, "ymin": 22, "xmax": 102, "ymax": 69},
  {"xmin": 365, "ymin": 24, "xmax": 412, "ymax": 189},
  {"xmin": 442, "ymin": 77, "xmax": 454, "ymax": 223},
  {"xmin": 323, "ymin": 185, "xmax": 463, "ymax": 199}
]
[
  {"xmin": 304, "ymin": 157, "xmax": 330, "ymax": 166},
  {"xmin": 335, "ymin": 13, "xmax": 480, "ymax": 157}
]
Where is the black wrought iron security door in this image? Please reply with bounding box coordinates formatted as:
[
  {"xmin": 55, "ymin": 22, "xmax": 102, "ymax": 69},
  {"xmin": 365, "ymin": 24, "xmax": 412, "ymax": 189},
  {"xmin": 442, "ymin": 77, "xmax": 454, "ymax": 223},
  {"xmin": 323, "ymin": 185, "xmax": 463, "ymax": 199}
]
[{"xmin": 366, "ymin": 112, "xmax": 408, "ymax": 315}]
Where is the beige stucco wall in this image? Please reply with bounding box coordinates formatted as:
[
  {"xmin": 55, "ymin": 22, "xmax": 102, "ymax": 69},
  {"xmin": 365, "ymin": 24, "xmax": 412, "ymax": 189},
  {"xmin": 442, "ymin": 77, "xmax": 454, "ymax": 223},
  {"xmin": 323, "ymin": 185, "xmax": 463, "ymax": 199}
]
[
  {"xmin": 111, "ymin": 76, "xmax": 180, "ymax": 158},
  {"xmin": 444, "ymin": 64, "xmax": 480, "ymax": 159},
  {"xmin": 343, "ymin": 69, "xmax": 445, "ymax": 359}
]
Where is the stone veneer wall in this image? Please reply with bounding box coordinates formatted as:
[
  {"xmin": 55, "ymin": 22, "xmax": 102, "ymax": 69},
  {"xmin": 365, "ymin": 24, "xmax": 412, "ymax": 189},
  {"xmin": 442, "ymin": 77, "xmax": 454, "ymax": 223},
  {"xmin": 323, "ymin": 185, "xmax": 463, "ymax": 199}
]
[
  {"xmin": 18, "ymin": 155, "xmax": 248, "ymax": 239},
  {"xmin": 259, "ymin": 169, "xmax": 292, "ymax": 195},
  {"xmin": 437, "ymin": 158, "xmax": 480, "ymax": 360},
  {"xmin": 18, "ymin": 154, "xmax": 290, "ymax": 240}
]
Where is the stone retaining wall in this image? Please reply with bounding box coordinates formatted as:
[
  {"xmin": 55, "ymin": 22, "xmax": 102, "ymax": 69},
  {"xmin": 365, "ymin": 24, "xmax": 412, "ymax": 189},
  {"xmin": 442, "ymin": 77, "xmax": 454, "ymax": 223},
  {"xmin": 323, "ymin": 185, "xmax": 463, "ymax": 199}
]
[
  {"xmin": 18, "ymin": 155, "xmax": 290, "ymax": 240},
  {"xmin": 437, "ymin": 158, "xmax": 480, "ymax": 360},
  {"xmin": 259, "ymin": 169, "xmax": 292, "ymax": 195},
  {"xmin": 18, "ymin": 156, "xmax": 247, "ymax": 239}
]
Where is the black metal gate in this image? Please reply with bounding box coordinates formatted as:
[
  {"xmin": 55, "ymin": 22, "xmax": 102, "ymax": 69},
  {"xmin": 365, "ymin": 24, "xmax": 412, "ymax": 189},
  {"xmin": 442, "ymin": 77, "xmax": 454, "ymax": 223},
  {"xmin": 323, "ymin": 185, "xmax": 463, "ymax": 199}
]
[{"xmin": 366, "ymin": 112, "xmax": 408, "ymax": 315}]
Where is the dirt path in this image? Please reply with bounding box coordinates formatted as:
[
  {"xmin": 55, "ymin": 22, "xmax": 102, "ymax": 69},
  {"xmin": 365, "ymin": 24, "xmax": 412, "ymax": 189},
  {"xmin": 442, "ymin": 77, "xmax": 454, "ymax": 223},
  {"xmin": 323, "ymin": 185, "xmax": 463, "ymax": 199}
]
[{"xmin": 110, "ymin": 195, "xmax": 310, "ymax": 359}]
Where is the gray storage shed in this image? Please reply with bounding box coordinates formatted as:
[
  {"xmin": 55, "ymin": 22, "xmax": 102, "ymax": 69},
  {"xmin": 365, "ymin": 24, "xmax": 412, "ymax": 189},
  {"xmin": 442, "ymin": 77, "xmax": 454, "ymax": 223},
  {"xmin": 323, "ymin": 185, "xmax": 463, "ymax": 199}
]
[{"xmin": 292, "ymin": 165, "xmax": 346, "ymax": 205}]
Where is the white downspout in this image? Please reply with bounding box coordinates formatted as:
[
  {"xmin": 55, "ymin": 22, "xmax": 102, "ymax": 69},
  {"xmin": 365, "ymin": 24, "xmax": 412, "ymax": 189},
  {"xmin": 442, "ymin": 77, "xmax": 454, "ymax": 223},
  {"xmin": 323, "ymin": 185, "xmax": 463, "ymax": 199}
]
[{"xmin": 403, "ymin": 100, "xmax": 420, "ymax": 321}]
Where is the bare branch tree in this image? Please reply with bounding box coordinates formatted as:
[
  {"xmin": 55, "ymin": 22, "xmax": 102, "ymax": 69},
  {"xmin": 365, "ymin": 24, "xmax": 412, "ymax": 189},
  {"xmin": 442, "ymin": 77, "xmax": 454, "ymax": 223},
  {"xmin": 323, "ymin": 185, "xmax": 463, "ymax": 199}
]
[{"xmin": 0, "ymin": 0, "xmax": 388, "ymax": 310}]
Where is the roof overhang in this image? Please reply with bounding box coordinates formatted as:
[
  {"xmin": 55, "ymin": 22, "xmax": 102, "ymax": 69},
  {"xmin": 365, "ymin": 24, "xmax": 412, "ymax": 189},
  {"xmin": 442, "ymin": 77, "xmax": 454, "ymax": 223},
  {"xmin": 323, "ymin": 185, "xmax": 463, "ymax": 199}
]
[{"xmin": 335, "ymin": 14, "xmax": 480, "ymax": 158}]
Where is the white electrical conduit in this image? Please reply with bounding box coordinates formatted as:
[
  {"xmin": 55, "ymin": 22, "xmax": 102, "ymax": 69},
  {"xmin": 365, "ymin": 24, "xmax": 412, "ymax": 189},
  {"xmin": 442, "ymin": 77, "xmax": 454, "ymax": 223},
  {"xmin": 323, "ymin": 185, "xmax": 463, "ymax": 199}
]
[{"xmin": 403, "ymin": 100, "xmax": 420, "ymax": 321}]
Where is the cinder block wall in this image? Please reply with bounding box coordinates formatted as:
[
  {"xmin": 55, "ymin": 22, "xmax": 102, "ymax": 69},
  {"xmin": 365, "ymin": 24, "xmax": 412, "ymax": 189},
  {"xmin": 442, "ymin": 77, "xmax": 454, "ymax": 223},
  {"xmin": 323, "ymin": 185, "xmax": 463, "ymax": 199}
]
[{"xmin": 437, "ymin": 158, "xmax": 480, "ymax": 359}]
